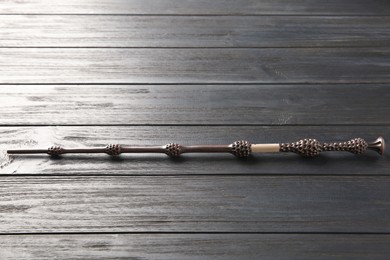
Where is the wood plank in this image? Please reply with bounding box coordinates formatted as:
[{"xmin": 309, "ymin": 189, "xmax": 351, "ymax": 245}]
[
  {"xmin": 2, "ymin": 16, "xmax": 390, "ymax": 47},
  {"xmin": 0, "ymin": 175, "xmax": 389, "ymax": 232},
  {"xmin": 1, "ymin": 48, "xmax": 390, "ymax": 83},
  {"xmin": 1, "ymin": 234, "xmax": 390, "ymax": 259},
  {"xmin": 0, "ymin": 85, "xmax": 389, "ymax": 125},
  {"xmin": 0, "ymin": 126, "xmax": 388, "ymax": 175},
  {"xmin": 1, "ymin": 0, "xmax": 389, "ymax": 15}
]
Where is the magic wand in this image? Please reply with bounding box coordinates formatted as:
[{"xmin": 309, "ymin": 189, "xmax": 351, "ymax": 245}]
[{"xmin": 7, "ymin": 137, "xmax": 385, "ymax": 158}]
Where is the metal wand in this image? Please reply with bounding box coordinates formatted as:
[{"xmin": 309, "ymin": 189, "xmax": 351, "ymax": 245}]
[{"xmin": 7, "ymin": 137, "xmax": 385, "ymax": 158}]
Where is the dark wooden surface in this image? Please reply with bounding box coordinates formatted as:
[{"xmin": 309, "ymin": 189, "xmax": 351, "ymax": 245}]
[
  {"xmin": 3, "ymin": 16, "xmax": 390, "ymax": 48},
  {"xmin": 0, "ymin": 85, "xmax": 389, "ymax": 125},
  {"xmin": 1, "ymin": 0, "xmax": 390, "ymax": 15},
  {"xmin": 0, "ymin": 0, "xmax": 389, "ymax": 259},
  {"xmin": 2, "ymin": 48, "xmax": 390, "ymax": 83},
  {"xmin": 1, "ymin": 234, "xmax": 390, "ymax": 260},
  {"xmin": 1, "ymin": 175, "xmax": 390, "ymax": 233}
]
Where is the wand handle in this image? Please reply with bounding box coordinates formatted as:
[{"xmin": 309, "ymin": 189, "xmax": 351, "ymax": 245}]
[{"xmin": 7, "ymin": 137, "xmax": 385, "ymax": 157}]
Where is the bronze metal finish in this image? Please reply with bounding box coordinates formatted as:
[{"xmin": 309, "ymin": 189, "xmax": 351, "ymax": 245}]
[
  {"xmin": 279, "ymin": 137, "xmax": 376, "ymax": 157},
  {"xmin": 367, "ymin": 136, "xmax": 385, "ymax": 155},
  {"xmin": 280, "ymin": 137, "xmax": 385, "ymax": 157},
  {"xmin": 229, "ymin": 140, "xmax": 252, "ymax": 158},
  {"xmin": 279, "ymin": 139, "xmax": 321, "ymax": 157}
]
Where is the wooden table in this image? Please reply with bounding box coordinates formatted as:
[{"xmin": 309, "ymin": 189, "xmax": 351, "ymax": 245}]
[{"xmin": 0, "ymin": 1, "xmax": 389, "ymax": 259}]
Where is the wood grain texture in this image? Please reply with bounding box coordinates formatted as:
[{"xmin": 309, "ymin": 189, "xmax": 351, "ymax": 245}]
[
  {"xmin": 1, "ymin": 234, "xmax": 390, "ymax": 259},
  {"xmin": 2, "ymin": 15, "xmax": 390, "ymax": 47},
  {"xmin": 1, "ymin": 0, "xmax": 389, "ymax": 15},
  {"xmin": 0, "ymin": 85, "xmax": 389, "ymax": 125},
  {"xmin": 0, "ymin": 126, "xmax": 387, "ymax": 175},
  {"xmin": 0, "ymin": 175, "xmax": 389, "ymax": 233},
  {"xmin": 1, "ymin": 48, "xmax": 390, "ymax": 83},
  {"xmin": 1, "ymin": 0, "xmax": 389, "ymax": 258}
]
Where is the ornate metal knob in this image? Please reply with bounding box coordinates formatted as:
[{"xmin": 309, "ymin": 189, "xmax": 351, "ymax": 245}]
[
  {"xmin": 164, "ymin": 143, "xmax": 182, "ymax": 157},
  {"xmin": 322, "ymin": 138, "xmax": 368, "ymax": 154},
  {"xmin": 230, "ymin": 140, "xmax": 252, "ymax": 158},
  {"xmin": 47, "ymin": 145, "xmax": 64, "ymax": 156},
  {"xmin": 105, "ymin": 144, "xmax": 122, "ymax": 156},
  {"xmin": 280, "ymin": 139, "xmax": 321, "ymax": 157}
]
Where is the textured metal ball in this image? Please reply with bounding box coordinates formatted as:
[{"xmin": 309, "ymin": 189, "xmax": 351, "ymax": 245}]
[
  {"xmin": 47, "ymin": 145, "xmax": 64, "ymax": 156},
  {"xmin": 323, "ymin": 138, "xmax": 368, "ymax": 154},
  {"xmin": 346, "ymin": 138, "xmax": 368, "ymax": 154},
  {"xmin": 280, "ymin": 139, "xmax": 321, "ymax": 157},
  {"xmin": 230, "ymin": 140, "xmax": 252, "ymax": 158},
  {"xmin": 105, "ymin": 144, "xmax": 122, "ymax": 156},
  {"xmin": 164, "ymin": 143, "xmax": 182, "ymax": 157}
]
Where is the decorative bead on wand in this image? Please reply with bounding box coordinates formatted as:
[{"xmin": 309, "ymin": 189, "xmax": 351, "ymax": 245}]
[{"xmin": 6, "ymin": 137, "xmax": 385, "ymax": 158}]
